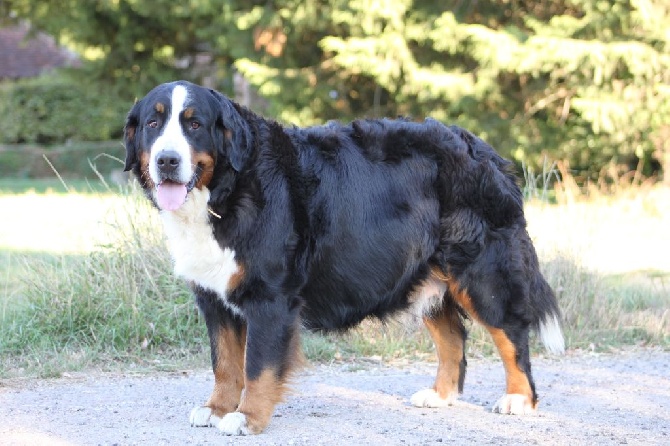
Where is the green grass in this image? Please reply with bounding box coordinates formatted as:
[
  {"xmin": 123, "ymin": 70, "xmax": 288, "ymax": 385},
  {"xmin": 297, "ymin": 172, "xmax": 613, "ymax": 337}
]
[
  {"xmin": 542, "ymin": 255, "xmax": 669, "ymax": 349},
  {"xmin": 1, "ymin": 181, "xmax": 669, "ymax": 379},
  {"xmin": 0, "ymin": 185, "xmax": 212, "ymax": 378},
  {"xmin": 1, "ymin": 251, "xmax": 21, "ymax": 306}
]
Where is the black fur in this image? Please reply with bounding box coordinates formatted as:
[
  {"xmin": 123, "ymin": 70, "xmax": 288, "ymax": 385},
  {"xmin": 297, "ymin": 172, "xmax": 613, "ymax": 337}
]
[{"xmin": 124, "ymin": 81, "xmax": 562, "ymax": 426}]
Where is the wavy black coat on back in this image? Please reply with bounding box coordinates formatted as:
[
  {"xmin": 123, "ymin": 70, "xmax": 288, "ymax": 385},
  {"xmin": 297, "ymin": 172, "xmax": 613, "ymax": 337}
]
[{"xmin": 199, "ymin": 98, "xmax": 554, "ymax": 333}]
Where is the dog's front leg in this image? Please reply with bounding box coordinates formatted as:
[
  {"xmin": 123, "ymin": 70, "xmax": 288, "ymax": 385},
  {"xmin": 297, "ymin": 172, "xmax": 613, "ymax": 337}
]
[
  {"xmin": 190, "ymin": 288, "xmax": 246, "ymax": 428},
  {"xmin": 216, "ymin": 296, "xmax": 302, "ymax": 435}
]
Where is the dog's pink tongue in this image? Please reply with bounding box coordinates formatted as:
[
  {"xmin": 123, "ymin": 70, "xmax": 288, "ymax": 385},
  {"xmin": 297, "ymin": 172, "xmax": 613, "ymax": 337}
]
[{"xmin": 156, "ymin": 183, "xmax": 187, "ymax": 211}]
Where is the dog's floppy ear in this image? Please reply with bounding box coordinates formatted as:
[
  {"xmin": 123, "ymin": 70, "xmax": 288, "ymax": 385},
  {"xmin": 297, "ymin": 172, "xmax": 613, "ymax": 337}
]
[
  {"xmin": 209, "ymin": 89, "xmax": 253, "ymax": 172},
  {"xmin": 123, "ymin": 99, "xmax": 142, "ymax": 172}
]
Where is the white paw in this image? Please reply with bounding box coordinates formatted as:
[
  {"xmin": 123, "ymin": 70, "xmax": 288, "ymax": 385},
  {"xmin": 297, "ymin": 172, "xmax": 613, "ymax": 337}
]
[
  {"xmin": 189, "ymin": 406, "xmax": 222, "ymax": 427},
  {"xmin": 217, "ymin": 411, "xmax": 250, "ymax": 436},
  {"xmin": 492, "ymin": 394, "xmax": 535, "ymax": 415},
  {"xmin": 410, "ymin": 388, "xmax": 456, "ymax": 408}
]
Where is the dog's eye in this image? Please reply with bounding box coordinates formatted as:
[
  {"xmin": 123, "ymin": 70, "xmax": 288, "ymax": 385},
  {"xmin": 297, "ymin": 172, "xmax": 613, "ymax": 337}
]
[
  {"xmin": 147, "ymin": 120, "xmax": 158, "ymax": 128},
  {"xmin": 190, "ymin": 121, "xmax": 200, "ymax": 130}
]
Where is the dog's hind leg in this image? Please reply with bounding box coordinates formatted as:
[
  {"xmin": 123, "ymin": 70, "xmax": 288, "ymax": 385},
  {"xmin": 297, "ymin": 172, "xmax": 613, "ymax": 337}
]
[
  {"xmin": 486, "ymin": 322, "xmax": 537, "ymax": 414},
  {"xmin": 443, "ymin": 273, "xmax": 538, "ymax": 415},
  {"xmin": 190, "ymin": 288, "xmax": 246, "ymax": 427},
  {"xmin": 411, "ymin": 295, "xmax": 467, "ymax": 408}
]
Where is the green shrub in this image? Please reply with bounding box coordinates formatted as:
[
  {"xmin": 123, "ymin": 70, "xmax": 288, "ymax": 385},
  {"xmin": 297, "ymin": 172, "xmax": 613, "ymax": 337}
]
[{"xmin": 0, "ymin": 74, "xmax": 130, "ymax": 144}]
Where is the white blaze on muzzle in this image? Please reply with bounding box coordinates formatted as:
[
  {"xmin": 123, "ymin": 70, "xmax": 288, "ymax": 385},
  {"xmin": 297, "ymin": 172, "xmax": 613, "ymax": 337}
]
[{"xmin": 149, "ymin": 85, "xmax": 193, "ymax": 211}]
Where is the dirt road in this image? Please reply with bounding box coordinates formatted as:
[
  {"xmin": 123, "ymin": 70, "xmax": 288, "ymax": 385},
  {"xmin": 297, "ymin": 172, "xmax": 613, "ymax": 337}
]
[{"xmin": 1, "ymin": 349, "xmax": 668, "ymax": 445}]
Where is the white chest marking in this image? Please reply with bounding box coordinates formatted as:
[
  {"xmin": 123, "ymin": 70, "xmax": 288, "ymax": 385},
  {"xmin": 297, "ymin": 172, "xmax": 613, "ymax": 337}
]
[
  {"xmin": 149, "ymin": 84, "xmax": 193, "ymax": 185},
  {"xmin": 159, "ymin": 186, "xmax": 242, "ymax": 315}
]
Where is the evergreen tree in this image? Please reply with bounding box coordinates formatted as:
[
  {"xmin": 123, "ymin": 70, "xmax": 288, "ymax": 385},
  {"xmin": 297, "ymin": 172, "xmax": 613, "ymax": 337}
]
[
  {"xmin": 316, "ymin": 0, "xmax": 670, "ymax": 180},
  {"xmin": 4, "ymin": 0, "xmax": 669, "ymax": 180}
]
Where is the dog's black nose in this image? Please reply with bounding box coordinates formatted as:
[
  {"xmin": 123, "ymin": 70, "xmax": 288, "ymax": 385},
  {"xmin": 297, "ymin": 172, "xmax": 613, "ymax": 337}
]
[{"xmin": 156, "ymin": 150, "xmax": 181, "ymax": 173}]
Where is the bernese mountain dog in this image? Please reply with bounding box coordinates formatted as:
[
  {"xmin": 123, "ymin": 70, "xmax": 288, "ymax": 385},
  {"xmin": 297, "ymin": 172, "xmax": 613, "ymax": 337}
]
[{"xmin": 123, "ymin": 80, "xmax": 564, "ymax": 435}]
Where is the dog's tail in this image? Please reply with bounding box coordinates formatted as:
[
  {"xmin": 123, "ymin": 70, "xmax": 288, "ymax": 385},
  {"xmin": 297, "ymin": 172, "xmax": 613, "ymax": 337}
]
[{"xmin": 530, "ymin": 272, "xmax": 565, "ymax": 355}]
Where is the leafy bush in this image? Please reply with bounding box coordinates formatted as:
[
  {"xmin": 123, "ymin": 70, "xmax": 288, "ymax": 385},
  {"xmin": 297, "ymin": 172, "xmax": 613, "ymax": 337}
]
[{"xmin": 0, "ymin": 74, "xmax": 130, "ymax": 144}]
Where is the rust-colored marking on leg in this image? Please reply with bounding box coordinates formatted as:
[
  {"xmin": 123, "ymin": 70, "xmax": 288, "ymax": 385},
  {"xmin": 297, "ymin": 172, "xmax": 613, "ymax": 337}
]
[
  {"xmin": 236, "ymin": 369, "xmax": 287, "ymax": 434},
  {"xmin": 440, "ymin": 271, "xmax": 534, "ymax": 407},
  {"xmin": 236, "ymin": 326, "xmax": 303, "ymax": 434},
  {"xmin": 488, "ymin": 327, "xmax": 535, "ymax": 406},
  {"xmin": 443, "ymin": 276, "xmax": 479, "ymax": 323},
  {"xmin": 207, "ymin": 326, "xmax": 246, "ymax": 417},
  {"xmin": 423, "ymin": 312, "xmax": 464, "ymax": 398}
]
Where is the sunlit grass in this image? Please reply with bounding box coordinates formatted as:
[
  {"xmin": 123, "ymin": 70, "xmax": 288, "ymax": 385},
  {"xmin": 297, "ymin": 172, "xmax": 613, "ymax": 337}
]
[
  {"xmin": 0, "ymin": 177, "xmax": 113, "ymax": 195},
  {"xmin": 0, "ymin": 192, "xmax": 128, "ymax": 254},
  {"xmin": 1, "ymin": 185, "xmax": 209, "ymax": 378},
  {"xmin": 524, "ymin": 185, "xmax": 670, "ymax": 350},
  {"xmin": 526, "ymin": 186, "xmax": 670, "ymax": 275},
  {"xmin": 1, "ymin": 181, "xmax": 668, "ymax": 378}
]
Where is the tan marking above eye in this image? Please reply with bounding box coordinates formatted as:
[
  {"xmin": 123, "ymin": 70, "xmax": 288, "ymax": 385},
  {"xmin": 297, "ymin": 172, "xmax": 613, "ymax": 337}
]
[
  {"xmin": 184, "ymin": 107, "xmax": 195, "ymax": 119},
  {"xmin": 206, "ymin": 326, "xmax": 246, "ymax": 416},
  {"xmin": 155, "ymin": 102, "xmax": 165, "ymax": 114}
]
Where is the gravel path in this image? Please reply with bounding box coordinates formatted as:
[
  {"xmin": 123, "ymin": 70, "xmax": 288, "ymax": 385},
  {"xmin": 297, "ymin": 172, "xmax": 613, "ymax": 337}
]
[{"xmin": 1, "ymin": 349, "xmax": 668, "ymax": 445}]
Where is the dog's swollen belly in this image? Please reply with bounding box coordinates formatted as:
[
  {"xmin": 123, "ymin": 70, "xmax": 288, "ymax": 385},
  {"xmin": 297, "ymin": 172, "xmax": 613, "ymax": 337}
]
[{"xmin": 299, "ymin": 253, "xmax": 442, "ymax": 331}]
